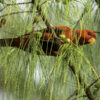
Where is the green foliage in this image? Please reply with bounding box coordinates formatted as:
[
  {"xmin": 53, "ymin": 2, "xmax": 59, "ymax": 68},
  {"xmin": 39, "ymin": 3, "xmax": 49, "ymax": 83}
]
[
  {"xmin": 56, "ymin": 0, "xmax": 61, "ymax": 2},
  {"xmin": 0, "ymin": 0, "xmax": 99, "ymax": 100},
  {"xmin": 0, "ymin": 0, "xmax": 4, "ymax": 3}
]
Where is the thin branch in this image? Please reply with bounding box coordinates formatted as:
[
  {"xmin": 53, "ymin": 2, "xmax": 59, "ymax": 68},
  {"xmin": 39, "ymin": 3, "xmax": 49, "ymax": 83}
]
[
  {"xmin": 0, "ymin": 10, "xmax": 32, "ymax": 18},
  {"xmin": 32, "ymin": 1, "xmax": 62, "ymax": 37},
  {"xmin": 0, "ymin": 1, "xmax": 32, "ymax": 12},
  {"xmin": 31, "ymin": 0, "xmax": 51, "ymax": 29},
  {"xmin": 68, "ymin": 61, "xmax": 95, "ymax": 100},
  {"xmin": 36, "ymin": 4, "xmax": 52, "ymax": 30},
  {"xmin": 93, "ymin": 31, "xmax": 100, "ymax": 34},
  {"xmin": 66, "ymin": 76, "xmax": 100, "ymax": 100},
  {"xmin": 66, "ymin": 90, "xmax": 78, "ymax": 100},
  {"xmin": 88, "ymin": 77, "xmax": 100, "ymax": 89},
  {"xmin": 4, "ymin": 1, "xmax": 32, "ymax": 6},
  {"xmin": 33, "ymin": 3, "xmax": 64, "ymax": 44},
  {"xmin": 73, "ymin": 8, "xmax": 86, "ymax": 30},
  {"xmin": 0, "ymin": 1, "xmax": 48, "ymax": 19}
]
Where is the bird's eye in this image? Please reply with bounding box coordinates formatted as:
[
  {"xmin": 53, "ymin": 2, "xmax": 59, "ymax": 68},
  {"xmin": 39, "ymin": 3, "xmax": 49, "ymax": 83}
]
[{"xmin": 88, "ymin": 32, "xmax": 92, "ymax": 36}]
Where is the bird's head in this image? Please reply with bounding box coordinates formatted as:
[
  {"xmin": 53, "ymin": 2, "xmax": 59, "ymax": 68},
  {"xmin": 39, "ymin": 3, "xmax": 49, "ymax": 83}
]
[{"xmin": 75, "ymin": 30, "xmax": 96, "ymax": 45}]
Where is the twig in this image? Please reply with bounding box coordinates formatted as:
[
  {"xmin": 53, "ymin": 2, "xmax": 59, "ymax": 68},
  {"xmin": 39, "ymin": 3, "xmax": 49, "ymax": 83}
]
[
  {"xmin": 0, "ymin": 1, "xmax": 32, "ymax": 12},
  {"xmin": 30, "ymin": 0, "xmax": 65, "ymax": 44},
  {"xmin": 70, "ymin": 5, "xmax": 95, "ymax": 99},
  {"xmin": 88, "ymin": 77, "xmax": 100, "ymax": 89},
  {"xmin": 66, "ymin": 90, "xmax": 78, "ymax": 100},
  {"xmin": 93, "ymin": 31, "xmax": 100, "ymax": 34},
  {"xmin": 3, "ymin": 1, "xmax": 32, "ymax": 6},
  {"xmin": 31, "ymin": 0, "xmax": 51, "ymax": 29},
  {"xmin": 36, "ymin": 4, "xmax": 52, "ymax": 30},
  {"xmin": 68, "ymin": 61, "xmax": 95, "ymax": 100},
  {"xmin": 66, "ymin": 76, "xmax": 100, "ymax": 100},
  {"xmin": 0, "ymin": 10, "xmax": 32, "ymax": 18},
  {"xmin": 35, "ymin": 4, "xmax": 64, "ymax": 43},
  {"xmin": 73, "ymin": 8, "xmax": 86, "ymax": 30}
]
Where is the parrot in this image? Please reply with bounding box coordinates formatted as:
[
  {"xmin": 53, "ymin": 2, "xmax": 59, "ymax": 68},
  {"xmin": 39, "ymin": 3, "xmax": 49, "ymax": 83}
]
[
  {"xmin": 42, "ymin": 26, "xmax": 96, "ymax": 45},
  {"xmin": 0, "ymin": 26, "xmax": 96, "ymax": 56}
]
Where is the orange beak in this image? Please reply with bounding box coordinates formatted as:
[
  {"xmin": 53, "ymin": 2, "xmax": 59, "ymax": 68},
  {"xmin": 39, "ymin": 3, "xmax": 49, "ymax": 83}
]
[{"xmin": 88, "ymin": 38, "xmax": 96, "ymax": 44}]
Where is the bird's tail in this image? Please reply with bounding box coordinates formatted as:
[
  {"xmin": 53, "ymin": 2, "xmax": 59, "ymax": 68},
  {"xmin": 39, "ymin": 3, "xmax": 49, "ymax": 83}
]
[
  {"xmin": 0, "ymin": 38, "xmax": 19, "ymax": 47},
  {"xmin": 0, "ymin": 35, "xmax": 31, "ymax": 51},
  {"xmin": 0, "ymin": 33, "xmax": 60, "ymax": 55}
]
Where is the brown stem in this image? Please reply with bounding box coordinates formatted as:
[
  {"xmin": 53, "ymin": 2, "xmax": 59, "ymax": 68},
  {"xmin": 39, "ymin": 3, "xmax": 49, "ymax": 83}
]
[
  {"xmin": 67, "ymin": 71, "xmax": 100, "ymax": 100},
  {"xmin": 68, "ymin": 61, "xmax": 95, "ymax": 100},
  {"xmin": 73, "ymin": 8, "xmax": 86, "ymax": 30},
  {"xmin": 93, "ymin": 31, "xmax": 100, "ymax": 34},
  {"xmin": 88, "ymin": 77, "xmax": 100, "ymax": 89},
  {"xmin": 0, "ymin": 10, "xmax": 32, "ymax": 18},
  {"xmin": 31, "ymin": 0, "xmax": 51, "ymax": 28},
  {"xmin": 36, "ymin": 4, "xmax": 64, "ymax": 42},
  {"xmin": 36, "ymin": 5, "xmax": 52, "ymax": 30},
  {"xmin": 66, "ymin": 90, "xmax": 78, "ymax": 100}
]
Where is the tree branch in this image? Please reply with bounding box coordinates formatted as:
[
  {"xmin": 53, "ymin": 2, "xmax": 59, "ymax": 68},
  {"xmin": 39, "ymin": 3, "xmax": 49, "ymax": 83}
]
[
  {"xmin": 0, "ymin": 1, "xmax": 32, "ymax": 12},
  {"xmin": 67, "ymin": 75, "xmax": 100, "ymax": 100},
  {"xmin": 88, "ymin": 77, "xmax": 100, "ymax": 89},
  {"xmin": 93, "ymin": 31, "xmax": 100, "ymax": 34},
  {"xmin": 66, "ymin": 90, "xmax": 78, "ymax": 100},
  {"xmin": 36, "ymin": 4, "xmax": 52, "ymax": 31},
  {"xmin": 0, "ymin": 10, "xmax": 32, "ymax": 18},
  {"xmin": 4, "ymin": 1, "xmax": 32, "ymax": 6},
  {"xmin": 73, "ymin": 8, "xmax": 86, "ymax": 30},
  {"xmin": 68, "ymin": 61, "xmax": 95, "ymax": 100}
]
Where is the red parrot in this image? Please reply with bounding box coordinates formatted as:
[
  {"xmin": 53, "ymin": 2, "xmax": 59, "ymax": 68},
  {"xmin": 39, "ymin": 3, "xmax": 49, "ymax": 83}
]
[
  {"xmin": 75, "ymin": 30, "xmax": 96, "ymax": 45},
  {"xmin": 0, "ymin": 26, "xmax": 96, "ymax": 56},
  {"xmin": 42, "ymin": 26, "xmax": 96, "ymax": 44}
]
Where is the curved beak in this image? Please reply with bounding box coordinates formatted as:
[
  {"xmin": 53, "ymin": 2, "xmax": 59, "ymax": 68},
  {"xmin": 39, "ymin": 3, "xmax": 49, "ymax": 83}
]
[{"xmin": 88, "ymin": 38, "xmax": 96, "ymax": 44}]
